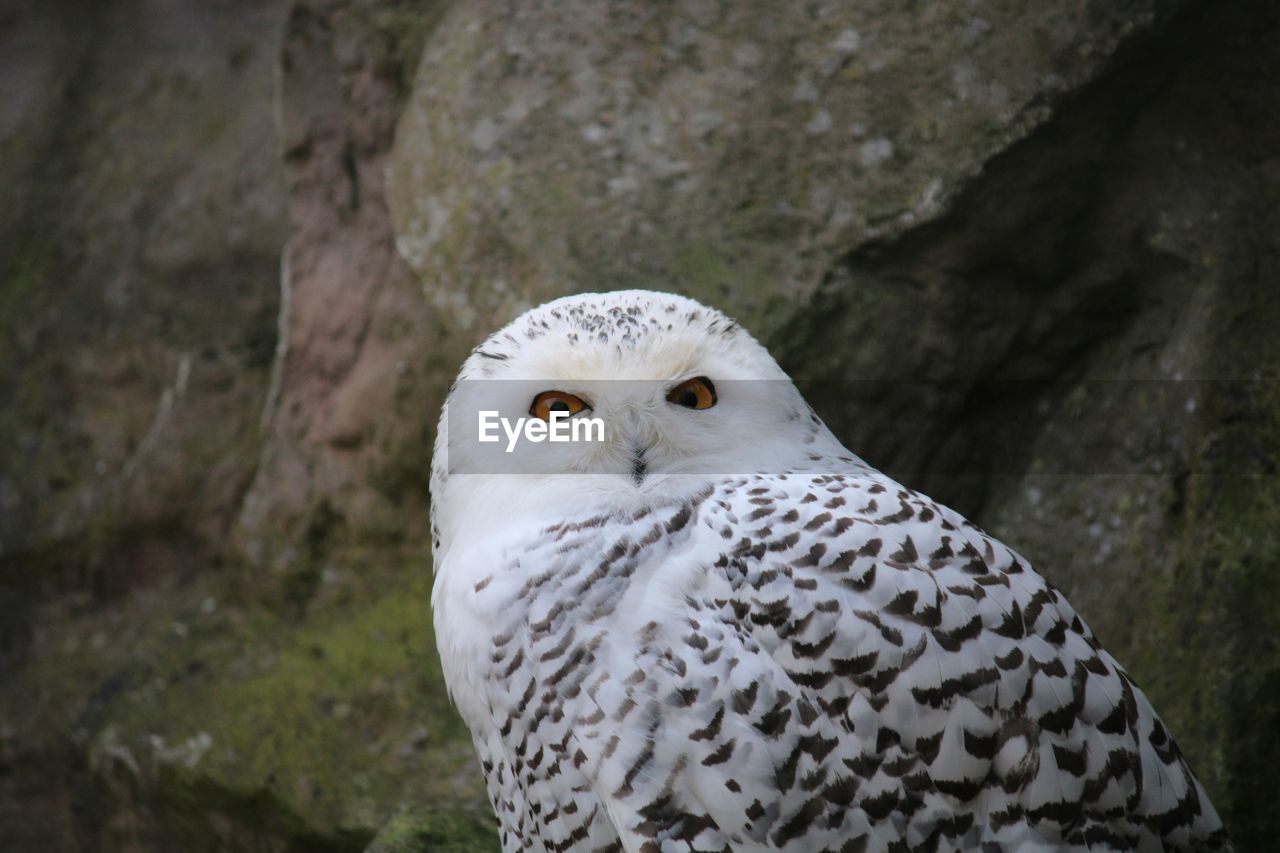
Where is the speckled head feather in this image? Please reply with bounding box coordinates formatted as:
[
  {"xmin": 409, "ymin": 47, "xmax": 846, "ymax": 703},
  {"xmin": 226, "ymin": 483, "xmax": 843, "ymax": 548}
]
[{"xmin": 452, "ymin": 289, "xmax": 783, "ymax": 382}]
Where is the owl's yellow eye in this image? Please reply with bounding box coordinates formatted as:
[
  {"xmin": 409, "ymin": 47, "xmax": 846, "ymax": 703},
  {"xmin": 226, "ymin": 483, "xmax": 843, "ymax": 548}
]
[
  {"xmin": 667, "ymin": 376, "xmax": 717, "ymax": 410},
  {"xmin": 530, "ymin": 390, "xmax": 591, "ymax": 421}
]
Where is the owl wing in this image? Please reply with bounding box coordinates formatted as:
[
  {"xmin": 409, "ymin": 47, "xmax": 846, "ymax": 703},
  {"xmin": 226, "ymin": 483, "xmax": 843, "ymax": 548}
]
[
  {"xmin": 583, "ymin": 472, "xmax": 1228, "ymax": 851},
  {"xmin": 468, "ymin": 471, "xmax": 1228, "ymax": 852}
]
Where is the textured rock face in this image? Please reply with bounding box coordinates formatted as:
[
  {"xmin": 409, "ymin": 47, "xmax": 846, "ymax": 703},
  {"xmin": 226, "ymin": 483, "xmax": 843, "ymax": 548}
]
[
  {"xmin": 2, "ymin": 0, "xmax": 1277, "ymax": 849},
  {"xmin": 235, "ymin": 0, "xmax": 447, "ymax": 577},
  {"xmin": 0, "ymin": 0, "xmax": 288, "ymax": 581},
  {"xmin": 0, "ymin": 0, "xmax": 290, "ymax": 845},
  {"xmin": 388, "ymin": 0, "xmax": 1172, "ymax": 344}
]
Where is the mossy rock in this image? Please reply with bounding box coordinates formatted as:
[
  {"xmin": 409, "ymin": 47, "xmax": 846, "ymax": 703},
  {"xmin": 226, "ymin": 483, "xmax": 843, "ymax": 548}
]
[
  {"xmin": 2, "ymin": 549, "xmax": 492, "ymax": 850},
  {"xmin": 365, "ymin": 806, "xmax": 498, "ymax": 853}
]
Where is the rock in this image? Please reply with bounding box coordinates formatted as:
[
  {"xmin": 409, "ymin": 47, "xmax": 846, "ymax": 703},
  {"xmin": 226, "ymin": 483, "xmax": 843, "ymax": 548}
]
[
  {"xmin": 234, "ymin": 0, "xmax": 446, "ymax": 573},
  {"xmin": 0, "ymin": 0, "xmax": 289, "ymax": 588},
  {"xmin": 365, "ymin": 805, "xmax": 497, "ymax": 853},
  {"xmin": 1, "ymin": 0, "xmax": 292, "ymax": 837},
  {"xmin": 1, "ymin": 548, "xmax": 488, "ymax": 850},
  {"xmin": 388, "ymin": 0, "xmax": 1174, "ymax": 348}
]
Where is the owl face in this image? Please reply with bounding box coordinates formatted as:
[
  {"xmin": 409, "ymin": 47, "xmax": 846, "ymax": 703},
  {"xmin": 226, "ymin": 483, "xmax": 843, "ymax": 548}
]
[{"xmin": 431, "ymin": 290, "xmax": 847, "ymax": 552}]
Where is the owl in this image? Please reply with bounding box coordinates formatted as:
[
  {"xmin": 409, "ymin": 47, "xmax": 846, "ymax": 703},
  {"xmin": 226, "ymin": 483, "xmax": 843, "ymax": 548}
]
[{"xmin": 430, "ymin": 290, "xmax": 1229, "ymax": 852}]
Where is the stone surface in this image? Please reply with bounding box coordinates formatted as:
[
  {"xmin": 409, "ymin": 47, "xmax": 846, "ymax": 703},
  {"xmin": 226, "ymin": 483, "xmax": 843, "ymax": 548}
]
[
  {"xmin": 0, "ymin": 0, "xmax": 289, "ymax": 570},
  {"xmin": 365, "ymin": 804, "xmax": 498, "ymax": 853},
  {"xmin": 2, "ymin": 0, "xmax": 1277, "ymax": 849},
  {"xmin": 0, "ymin": 0, "xmax": 291, "ymax": 845},
  {"xmin": 388, "ymin": 0, "xmax": 1174, "ymax": 348},
  {"xmin": 234, "ymin": 0, "xmax": 449, "ymax": 579}
]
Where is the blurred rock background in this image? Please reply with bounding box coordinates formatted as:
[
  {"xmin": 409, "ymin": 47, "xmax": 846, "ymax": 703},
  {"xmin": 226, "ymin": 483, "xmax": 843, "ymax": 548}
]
[{"xmin": 0, "ymin": 0, "xmax": 1276, "ymax": 849}]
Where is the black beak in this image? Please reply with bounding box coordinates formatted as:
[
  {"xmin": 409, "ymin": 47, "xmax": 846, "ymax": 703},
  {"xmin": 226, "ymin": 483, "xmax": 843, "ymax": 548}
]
[{"xmin": 630, "ymin": 446, "xmax": 648, "ymax": 486}]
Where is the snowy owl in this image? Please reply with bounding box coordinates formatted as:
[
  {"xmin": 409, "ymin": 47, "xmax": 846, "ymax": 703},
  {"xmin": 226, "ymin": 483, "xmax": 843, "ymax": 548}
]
[{"xmin": 430, "ymin": 290, "xmax": 1229, "ymax": 852}]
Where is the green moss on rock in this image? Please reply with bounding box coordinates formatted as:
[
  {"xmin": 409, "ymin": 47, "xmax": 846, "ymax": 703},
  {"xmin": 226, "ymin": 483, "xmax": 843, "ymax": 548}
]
[
  {"xmin": 365, "ymin": 805, "xmax": 498, "ymax": 853},
  {"xmin": 5, "ymin": 550, "xmax": 492, "ymax": 850},
  {"xmin": 1126, "ymin": 283, "xmax": 1280, "ymax": 848}
]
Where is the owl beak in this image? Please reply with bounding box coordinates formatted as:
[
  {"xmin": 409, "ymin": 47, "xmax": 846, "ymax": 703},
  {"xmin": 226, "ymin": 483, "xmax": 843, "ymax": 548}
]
[
  {"xmin": 630, "ymin": 446, "xmax": 648, "ymax": 485},
  {"xmin": 618, "ymin": 404, "xmax": 654, "ymax": 486}
]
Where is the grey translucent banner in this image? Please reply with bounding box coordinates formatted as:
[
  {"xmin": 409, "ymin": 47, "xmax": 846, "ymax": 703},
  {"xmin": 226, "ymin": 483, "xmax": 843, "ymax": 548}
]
[{"xmin": 442, "ymin": 378, "xmax": 1276, "ymax": 477}]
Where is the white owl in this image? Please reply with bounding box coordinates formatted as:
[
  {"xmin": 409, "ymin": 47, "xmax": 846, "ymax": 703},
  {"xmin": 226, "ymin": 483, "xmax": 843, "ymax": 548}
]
[{"xmin": 430, "ymin": 290, "xmax": 1229, "ymax": 852}]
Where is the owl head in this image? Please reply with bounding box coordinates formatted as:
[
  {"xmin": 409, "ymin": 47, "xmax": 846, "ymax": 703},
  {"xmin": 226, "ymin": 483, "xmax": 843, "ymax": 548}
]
[{"xmin": 430, "ymin": 290, "xmax": 850, "ymax": 557}]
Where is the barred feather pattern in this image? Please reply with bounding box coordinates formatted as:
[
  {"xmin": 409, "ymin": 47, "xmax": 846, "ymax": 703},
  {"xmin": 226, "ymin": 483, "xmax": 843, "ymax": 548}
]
[{"xmin": 443, "ymin": 464, "xmax": 1230, "ymax": 852}]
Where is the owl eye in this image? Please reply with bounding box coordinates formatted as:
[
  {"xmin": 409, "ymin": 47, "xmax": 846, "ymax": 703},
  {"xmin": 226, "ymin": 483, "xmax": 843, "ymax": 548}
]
[
  {"xmin": 530, "ymin": 390, "xmax": 591, "ymax": 421},
  {"xmin": 667, "ymin": 376, "xmax": 717, "ymax": 410}
]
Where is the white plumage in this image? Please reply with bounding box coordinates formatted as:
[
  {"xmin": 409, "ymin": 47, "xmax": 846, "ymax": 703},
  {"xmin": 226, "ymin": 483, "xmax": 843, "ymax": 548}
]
[{"xmin": 431, "ymin": 290, "xmax": 1229, "ymax": 852}]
